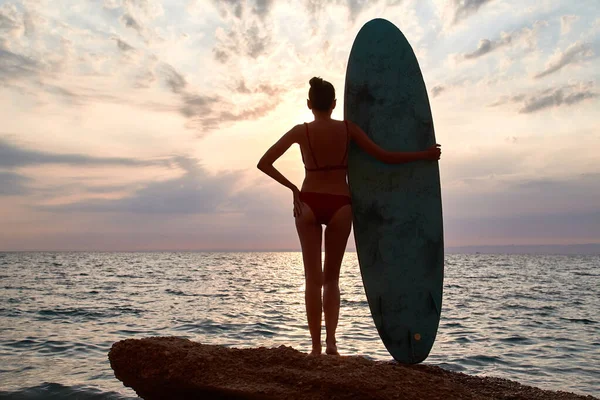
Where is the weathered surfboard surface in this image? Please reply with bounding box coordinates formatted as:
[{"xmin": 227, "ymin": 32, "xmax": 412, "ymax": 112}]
[{"xmin": 344, "ymin": 18, "xmax": 444, "ymax": 364}]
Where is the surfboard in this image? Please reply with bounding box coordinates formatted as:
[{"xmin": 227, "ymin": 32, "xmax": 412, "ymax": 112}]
[{"xmin": 344, "ymin": 18, "xmax": 444, "ymax": 364}]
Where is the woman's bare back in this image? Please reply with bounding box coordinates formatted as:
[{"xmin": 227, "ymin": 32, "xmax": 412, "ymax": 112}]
[{"xmin": 299, "ymin": 119, "xmax": 350, "ymax": 196}]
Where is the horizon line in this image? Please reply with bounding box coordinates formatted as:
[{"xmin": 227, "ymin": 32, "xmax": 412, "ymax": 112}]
[{"xmin": 1, "ymin": 243, "xmax": 600, "ymax": 253}]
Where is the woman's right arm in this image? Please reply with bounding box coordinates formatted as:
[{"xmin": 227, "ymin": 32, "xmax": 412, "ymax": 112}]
[{"xmin": 348, "ymin": 121, "xmax": 441, "ymax": 163}]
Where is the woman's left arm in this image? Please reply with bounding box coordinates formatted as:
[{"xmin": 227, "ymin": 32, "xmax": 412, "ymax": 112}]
[{"xmin": 257, "ymin": 125, "xmax": 301, "ymax": 194}]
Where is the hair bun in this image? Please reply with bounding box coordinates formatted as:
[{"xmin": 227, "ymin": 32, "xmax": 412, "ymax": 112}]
[
  {"xmin": 309, "ymin": 77, "xmax": 324, "ymax": 88},
  {"xmin": 308, "ymin": 76, "xmax": 335, "ymax": 111}
]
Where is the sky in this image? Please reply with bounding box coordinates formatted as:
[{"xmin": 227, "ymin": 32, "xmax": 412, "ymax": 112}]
[{"xmin": 0, "ymin": 0, "xmax": 599, "ymax": 251}]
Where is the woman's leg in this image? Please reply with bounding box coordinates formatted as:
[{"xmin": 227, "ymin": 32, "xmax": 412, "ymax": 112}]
[
  {"xmin": 323, "ymin": 204, "xmax": 352, "ymax": 355},
  {"xmin": 295, "ymin": 202, "xmax": 323, "ymax": 355}
]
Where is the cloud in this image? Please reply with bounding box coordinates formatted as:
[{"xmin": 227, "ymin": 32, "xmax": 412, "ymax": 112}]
[
  {"xmin": 0, "ymin": 171, "xmax": 32, "ymax": 196},
  {"xmin": 1, "ymin": 2, "xmax": 224, "ymax": 123},
  {"xmin": 488, "ymin": 83, "xmax": 597, "ymax": 113},
  {"xmin": 0, "ymin": 138, "xmax": 172, "ymax": 198},
  {"xmin": 303, "ymin": 0, "xmax": 403, "ymax": 21},
  {"xmin": 216, "ymin": 0, "xmax": 243, "ymax": 19},
  {"xmin": 304, "ymin": 0, "xmax": 320, "ymax": 16},
  {"xmin": 431, "ymin": 85, "xmax": 445, "ymax": 97},
  {"xmin": 246, "ymin": 24, "xmax": 269, "ymax": 58},
  {"xmin": 0, "ymin": 3, "xmax": 41, "ymax": 45},
  {"xmin": 157, "ymin": 62, "xmax": 219, "ymax": 120},
  {"xmin": 40, "ymin": 155, "xmax": 279, "ymax": 216},
  {"xmin": 180, "ymin": 93, "xmax": 219, "ymax": 118},
  {"xmin": 445, "ymin": 172, "xmax": 600, "ymax": 223},
  {"xmin": 560, "ymin": 15, "xmax": 579, "ymax": 35},
  {"xmin": 123, "ymin": 0, "xmax": 164, "ymax": 20},
  {"xmin": 253, "ymin": 0, "xmax": 275, "ymax": 19},
  {"xmin": 428, "ymin": 79, "xmax": 471, "ymax": 98},
  {"xmin": 213, "ymin": 0, "xmax": 277, "ymax": 20},
  {"xmin": 213, "ymin": 48, "xmax": 229, "ymax": 63},
  {"xmin": 159, "ymin": 63, "xmax": 187, "ymax": 94},
  {"xmin": 487, "ymin": 94, "xmax": 518, "ymax": 108},
  {"xmin": 155, "ymin": 62, "xmax": 284, "ymax": 131},
  {"xmin": 236, "ymin": 79, "xmax": 252, "ymax": 94},
  {"xmin": 445, "ymin": 210, "xmax": 600, "ymax": 246},
  {"xmin": 210, "ymin": 0, "xmax": 277, "ymax": 62},
  {"xmin": 513, "ymin": 174, "xmax": 600, "ymax": 193},
  {"xmin": 520, "ymin": 88, "xmax": 597, "ymax": 113},
  {"xmin": 0, "ymin": 4, "xmax": 22, "ymax": 42},
  {"xmin": 0, "ymin": 48, "xmax": 38, "ymax": 82},
  {"xmin": 114, "ymin": 0, "xmax": 164, "ymax": 40},
  {"xmin": 451, "ymin": 0, "xmax": 495, "ymax": 25},
  {"xmin": 212, "ymin": 20, "xmax": 271, "ymax": 64},
  {"xmin": 196, "ymin": 79, "xmax": 285, "ymax": 129},
  {"xmin": 40, "ymin": 156, "xmax": 237, "ymax": 214},
  {"xmin": 461, "ymin": 21, "xmax": 548, "ymax": 60},
  {"xmin": 134, "ymin": 68, "xmax": 155, "ymax": 88},
  {"xmin": 201, "ymin": 99, "xmax": 281, "ymax": 130},
  {"xmin": 0, "ymin": 1, "xmax": 300, "ymax": 134},
  {"xmin": 22, "ymin": 10, "xmax": 39, "ymax": 37},
  {"xmin": 233, "ymin": 79, "xmax": 283, "ymax": 96},
  {"xmin": 103, "ymin": 0, "xmax": 121, "ymax": 10},
  {"xmin": 120, "ymin": 13, "xmax": 143, "ymax": 35},
  {"xmin": 345, "ymin": 0, "xmax": 374, "ymax": 22},
  {"xmin": 0, "ymin": 137, "xmax": 164, "ymax": 168},
  {"xmin": 114, "ymin": 37, "xmax": 135, "ymax": 52},
  {"xmin": 1, "ymin": 42, "xmax": 135, "ymax": 105},
  {"xmin": 256, "ymin": 83, "xmax": 282, "ymax": 96},
  {"xmin": 464, "ymin": 36, "xmax": 511, "ymax": 59},
  {"xmin": 1, "ymin": 4, "xmax": 117, "ymax": 96},
  {"xmin": 534, "ymin": 41, "xmax": 594, "ymax": 79}
]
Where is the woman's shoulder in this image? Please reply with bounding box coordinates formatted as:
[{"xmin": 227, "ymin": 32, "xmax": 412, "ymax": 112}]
[
  {"xmin": 286, "ymin": 123, "xmax": 306, "ymax": 133},
  {"xmin": 304, "ymin": 119, "xmax": 349, "ymax": 127},
  {"xmin": 283, "ymin": 124, "xmax": 306, "ymax": 142},
  {"xmin": 301, "ymin": 119, "xmax": 350, "ymax": 134}
]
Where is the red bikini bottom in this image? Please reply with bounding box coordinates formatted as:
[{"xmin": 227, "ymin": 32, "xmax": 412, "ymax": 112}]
[{"xmin": 299, "ymin": 191, "xmax": 352, "ymax": 225}]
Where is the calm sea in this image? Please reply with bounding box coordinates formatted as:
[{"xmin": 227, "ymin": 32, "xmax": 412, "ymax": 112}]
[{"xmin": 0, "ymin": 252, "xmax": 598, "ymax": 398}]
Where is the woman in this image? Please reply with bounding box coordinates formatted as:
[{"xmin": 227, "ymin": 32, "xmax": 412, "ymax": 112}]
[{"xmin": 257, "ymin": 77, "xmax": 441, "ymax": 356}]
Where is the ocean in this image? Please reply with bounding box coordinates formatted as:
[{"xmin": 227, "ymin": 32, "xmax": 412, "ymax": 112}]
[{"xmin": 0, "ymin": 252, "xmax": 598, "ymax": 398}]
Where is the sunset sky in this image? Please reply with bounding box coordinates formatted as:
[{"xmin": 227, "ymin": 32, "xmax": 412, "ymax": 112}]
[{"xmin": 1, "ymin": 0, "xmax": 598, "ymax": 251}]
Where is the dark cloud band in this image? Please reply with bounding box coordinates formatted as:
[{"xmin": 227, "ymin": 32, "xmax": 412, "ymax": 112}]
[
  {"xmin": 0, "ymin": 137, "xmax": 163, "ymax": 168},
  {"xmin": 488, "ymin": 83, "xmax": 597, "ymax": 114},
  {"xmin": 452, "ymin": 0, "xmax": 495, "ymax": 25},
  {"xmin": 534, "ymin": 41, "xmax": 594, "ymax": 79}
]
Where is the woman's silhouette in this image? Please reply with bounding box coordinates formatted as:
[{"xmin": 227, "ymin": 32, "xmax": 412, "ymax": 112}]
[{"xmin": 258, "ymin": 77, "xmax": 441, "ymax": 356}]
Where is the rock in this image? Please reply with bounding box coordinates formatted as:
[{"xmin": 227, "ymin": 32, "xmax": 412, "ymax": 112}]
[{"xmin": 108, "ymin": 337, "xmax": 596, "ymax": 400}]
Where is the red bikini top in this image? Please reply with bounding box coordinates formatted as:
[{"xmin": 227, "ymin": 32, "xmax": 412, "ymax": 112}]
[{"xmin": 302, "ymin": 120, "xmax": 349, "ymax": 172}]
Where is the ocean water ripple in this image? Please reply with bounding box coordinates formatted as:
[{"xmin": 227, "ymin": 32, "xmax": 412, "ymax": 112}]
[{"xmin": 0, "ymin": 252, "xmax": 599, "ymax": 399}]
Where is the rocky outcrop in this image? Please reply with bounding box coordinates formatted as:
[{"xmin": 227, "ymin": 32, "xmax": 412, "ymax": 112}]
[{"xmin": 109, "ymin": 337, "xmax": 596, "ymax": 400}]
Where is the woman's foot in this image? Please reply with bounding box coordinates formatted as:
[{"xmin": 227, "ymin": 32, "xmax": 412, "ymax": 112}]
[
  {"xmin": 325, "ymin": 340, "xmax": 339, "ymax": 356},
  {"xmin": 309, "ymin": 344, "xmax": 322, "ymax": 356}
]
